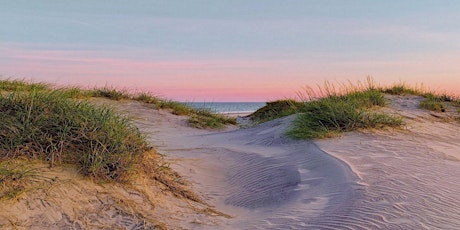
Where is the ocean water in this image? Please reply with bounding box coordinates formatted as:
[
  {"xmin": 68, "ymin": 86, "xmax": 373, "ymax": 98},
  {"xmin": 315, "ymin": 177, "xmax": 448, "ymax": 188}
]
[{"xmin": 184, "ymin": 102, "xmax": 266, "ymax": 114}]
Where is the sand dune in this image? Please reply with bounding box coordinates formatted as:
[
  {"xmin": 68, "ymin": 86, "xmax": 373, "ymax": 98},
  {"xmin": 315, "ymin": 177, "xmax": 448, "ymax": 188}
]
[
  {"xmin": 3, "ymin": 95, "xmax": 460, "ymax": 229},
  {"xmin": 123, "ymin": 95, "xmax": 460, "ymax": 229},
  {"xmin": 316, "ymin": 95, "xmax": 460, "ymax": 229}
]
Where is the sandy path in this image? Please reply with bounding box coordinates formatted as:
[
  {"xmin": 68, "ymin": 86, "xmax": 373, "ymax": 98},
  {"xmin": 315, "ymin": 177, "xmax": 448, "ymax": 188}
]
[{"xmin": 119, "ymin": 101, "xmax": 361, "ymax": 229}]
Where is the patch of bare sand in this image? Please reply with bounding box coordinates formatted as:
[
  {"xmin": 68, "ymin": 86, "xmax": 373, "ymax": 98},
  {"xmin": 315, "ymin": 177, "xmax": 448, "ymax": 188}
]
[{"xmin": 316, "ymin": 95, "xmax": 460, "ymax": 229}]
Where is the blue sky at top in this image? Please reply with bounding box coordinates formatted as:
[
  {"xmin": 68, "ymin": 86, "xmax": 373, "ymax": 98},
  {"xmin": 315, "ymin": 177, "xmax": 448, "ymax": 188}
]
[{"xmin": 1, "ymin": 1, "xmax": 460, "ymax": 101}]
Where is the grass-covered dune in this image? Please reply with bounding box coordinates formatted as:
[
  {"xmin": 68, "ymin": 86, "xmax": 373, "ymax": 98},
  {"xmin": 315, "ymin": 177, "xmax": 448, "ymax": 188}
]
[
  {"xmin": 250, "ymin": 79, "xmax": 460, "ymax": 139},
  {"xmin": 0, "ymin": 79, "xmax": 235, "ymax": 200},
  {"xmin": 1, "ymin": 90, "xmax": 149, "ymax": 181}
]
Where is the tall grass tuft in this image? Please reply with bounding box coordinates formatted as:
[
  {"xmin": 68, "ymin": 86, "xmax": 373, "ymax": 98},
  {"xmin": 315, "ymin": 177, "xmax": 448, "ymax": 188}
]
[{"xmin": 0, "ymin": 90, "xmax": 150, "ymax": 181}]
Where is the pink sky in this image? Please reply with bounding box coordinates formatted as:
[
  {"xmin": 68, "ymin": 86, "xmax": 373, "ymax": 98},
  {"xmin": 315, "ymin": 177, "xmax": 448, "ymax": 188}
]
[{"xmin": 2, "ymin": 44, "xmax": 460, "ymax": 102}]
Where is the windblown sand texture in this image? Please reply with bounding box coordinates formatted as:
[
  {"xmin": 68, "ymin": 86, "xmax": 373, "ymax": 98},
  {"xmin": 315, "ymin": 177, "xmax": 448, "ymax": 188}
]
[{"xmin": 2, "ymin": 95, "xmax": 460, "ymax": 229}]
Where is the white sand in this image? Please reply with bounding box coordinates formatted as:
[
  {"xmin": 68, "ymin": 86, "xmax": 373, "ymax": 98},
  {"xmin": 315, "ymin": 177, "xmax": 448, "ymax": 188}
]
[{"xmin": 3, "ymin": 95, "xmax": 460, "ymax": 229}]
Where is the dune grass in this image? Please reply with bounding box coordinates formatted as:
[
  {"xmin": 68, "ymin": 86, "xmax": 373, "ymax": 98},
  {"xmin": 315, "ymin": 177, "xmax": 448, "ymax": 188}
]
[
  {"xmin": 0, "ymin": 160, "xmax": 50, "ymax": 199},
  {"xmin": 250, "ymin": 100, "xmax": 304, "ymax": 123},
  {"xmin": 0, "ymin": 90, "xmax": 150, "ymax": 181},
  {"xmin": 0, "ymin": 79, "xmax": 235, "ymax": 129},
  {"xmin": 188, "ymin": 108, "xmax": 238, "ymax": 129},
  {"xmin": 251, "ymin": 80, "xmax": 405, "ymax": 139},
  {"xmin": 90, "ymin": 86, "xmax": 130, "ymax": 101},
  {"xmin": 0, "ymin": 79, "xmax": 49, "ymax": 92},
  {"xmin": 0, "ymin": 78, "xmax": 235, "ymax": 184},
  {"xmin": 0, "ymin": 85, "xmax": 201, "ymax": 202},
  {"xmin": 288, "ymin": 87, "xmax": 402, "ymax": 139},
  {"xmin": 380, "ymin": 83, "xmax": 423, "ymax": 96},
  {"xmin": 130, "ymin": 94, "xmax": 236, "ymax": 128},
  {"xmin": 419, "ymin": 93, "xmax": 447, "ymax": 112},
  {"xmin": 252, "ymin": 79, "xmax": 460, "ymax": 139}
]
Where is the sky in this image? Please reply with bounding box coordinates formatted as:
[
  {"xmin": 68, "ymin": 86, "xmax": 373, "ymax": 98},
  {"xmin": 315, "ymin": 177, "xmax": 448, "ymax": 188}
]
[{"xmin": 1, "ymin": 1, "xmax": 460, "ymax": 102}]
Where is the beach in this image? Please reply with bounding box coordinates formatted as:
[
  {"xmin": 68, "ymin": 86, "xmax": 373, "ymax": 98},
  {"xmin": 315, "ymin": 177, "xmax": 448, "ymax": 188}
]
[{"xmin": 1, "ymin": 94, "xmax": 460, "ymax": 229}]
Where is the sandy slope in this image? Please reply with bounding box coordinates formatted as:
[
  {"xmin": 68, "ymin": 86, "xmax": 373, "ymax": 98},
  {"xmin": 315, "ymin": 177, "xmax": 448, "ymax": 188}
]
[
  {"xmin": 315, "ymin": 95, "xmax": 460, "ymax": 229},
  {"xmin": 3, "ymin": 95, "xmax": 460, "ymax": 229},
  {"xmin": 107, "ymin": 96, "xmax": 460, "ymax": 229}
]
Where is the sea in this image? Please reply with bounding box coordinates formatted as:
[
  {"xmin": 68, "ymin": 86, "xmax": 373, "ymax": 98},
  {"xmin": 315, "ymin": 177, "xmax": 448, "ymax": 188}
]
[{"xmin": 184, "ymin": 102, "xmax": 266, "ymax": 115}]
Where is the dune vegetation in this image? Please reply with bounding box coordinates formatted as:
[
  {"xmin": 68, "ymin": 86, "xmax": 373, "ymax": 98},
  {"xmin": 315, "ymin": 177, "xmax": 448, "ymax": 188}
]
[
  {"xmin": 250, "ymin": 79, "xmax": 460, "ymax": 139},
  {"xmin": 0, "ymin": 79, "xmax": 236, "ymax": 129},
  {"xmin": 0, "ymin": 90, "xmax": 149, "ymax": 181},
  {"xmin": 0, "ymin": 79, "xmax": 234, "ymax": 200}
]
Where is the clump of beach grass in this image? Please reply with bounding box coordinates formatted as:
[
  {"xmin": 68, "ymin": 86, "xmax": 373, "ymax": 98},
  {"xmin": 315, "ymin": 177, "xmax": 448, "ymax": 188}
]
[
  {"xmin": 0, "ymin": 90, "xmax": 150, "ymax": 181},
  {"xmin": 419, "ymin": 93, "xmax": 447, "ymax": 112},
  {"xmin": 287, "ymin": 82, "xmax": 402, "ymax": 139}
]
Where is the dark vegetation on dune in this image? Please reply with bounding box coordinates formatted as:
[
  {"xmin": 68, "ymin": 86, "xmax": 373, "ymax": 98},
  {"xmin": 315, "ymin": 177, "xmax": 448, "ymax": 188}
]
[{"xmin": 250, "ymin": 79, "xmax": 460, "ymax": 139}]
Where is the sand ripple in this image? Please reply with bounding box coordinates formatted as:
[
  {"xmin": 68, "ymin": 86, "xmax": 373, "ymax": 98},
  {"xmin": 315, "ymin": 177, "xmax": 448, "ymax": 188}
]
[{"xmin": 316, "ymin": 129, "xmax": 460, "ymax": 229}]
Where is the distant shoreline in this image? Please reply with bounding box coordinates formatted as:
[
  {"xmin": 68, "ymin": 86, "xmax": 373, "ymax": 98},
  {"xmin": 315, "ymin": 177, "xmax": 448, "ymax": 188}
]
[{"xmin": 184, "ymin": 102, "xmax": 265, "ymax": 115}]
